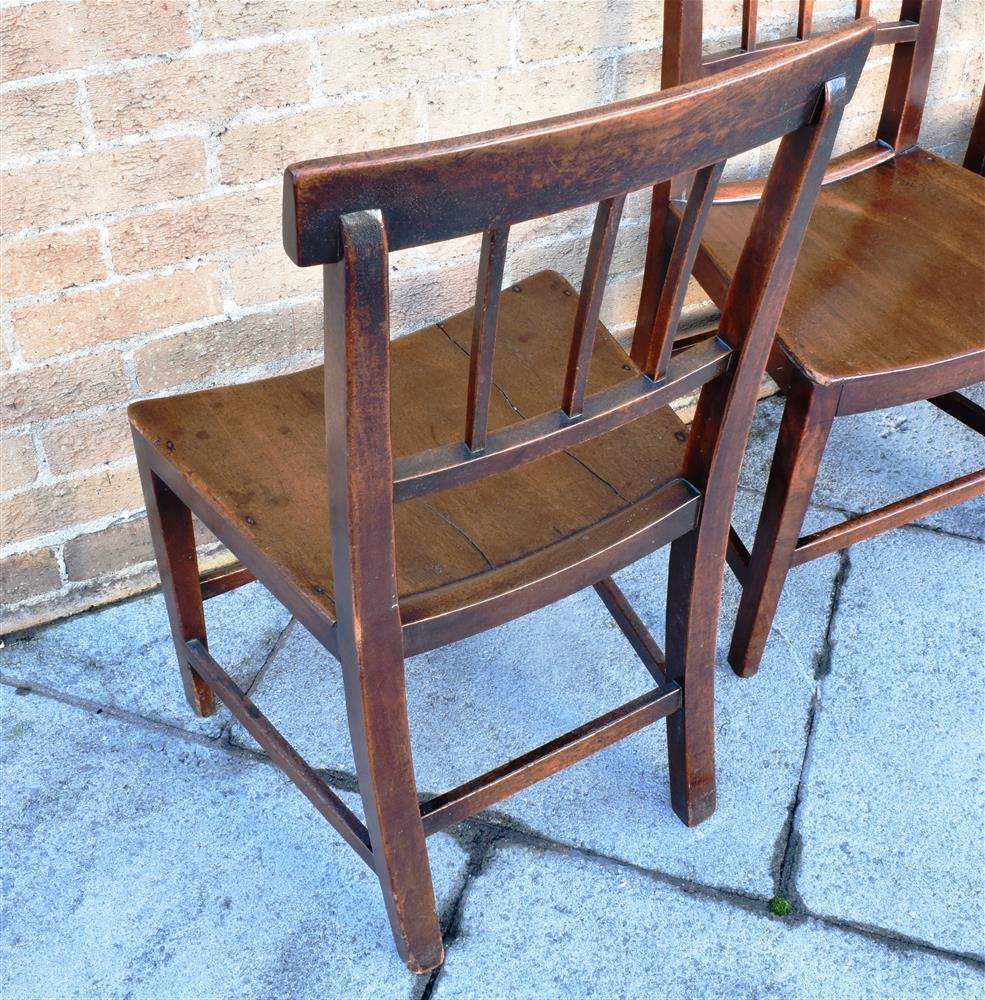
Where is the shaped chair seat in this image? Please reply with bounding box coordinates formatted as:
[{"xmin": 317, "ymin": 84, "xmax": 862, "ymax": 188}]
[
  {"xmin": 692, "ymin": 148, "xmax": 985, "ymax": 412},
  {"xmin": 130, "ymin": 270, "xmax": 706, "ymax": 654}
]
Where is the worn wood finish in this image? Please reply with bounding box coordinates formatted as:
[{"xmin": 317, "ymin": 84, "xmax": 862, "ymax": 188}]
[
  {"xmin": 466, "ymin": 226, "xmax": 509, "ymax": 451},
  {"xmin": 283, "ymin": 23, "xmax": 872, "ymax": 266},
  {"xmin": 419, "ymin": 684, "xmax": 681, "ymax": 836},
  {"xmin": 184, "ymin": 638, "xmax": 375, "ymax": 866},
  {"xmin": 662, "ymin": 0, "xmax": 985, "ymax": 678},
  {"xmin": 563, "ymin": 195, "xmax": 625, "ymax": 417},
  {"xmin": 132, "ymin": 433, "xmax": 215, "ymax": 717},
  {"xmin": 131, "ymin": 22, "xmax": 871, "ymax": 972}
]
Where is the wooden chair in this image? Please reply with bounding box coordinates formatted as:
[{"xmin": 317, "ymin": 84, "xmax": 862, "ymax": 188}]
[
  {"xmin": 129, "ymin": 23, "xmax": 872, "ymax": 972},
  {"xmin": 658, "ymin": 0, "xmax": 985, "ymax": 678}
]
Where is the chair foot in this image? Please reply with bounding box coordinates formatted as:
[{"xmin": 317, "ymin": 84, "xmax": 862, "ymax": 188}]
[
  {"xmin": 727, "ymin": 629, "xmax": 768, "ymax": 679},
  {"xmin": 671, "ymin": 780, "xmax": 717, "ymax": 827}
]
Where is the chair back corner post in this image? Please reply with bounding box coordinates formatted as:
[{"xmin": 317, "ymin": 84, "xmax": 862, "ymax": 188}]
[
  {"xmin": 322, "ymin": 209, "xmax": 442, "ymax": 969},
  {"xmin": 686, "ymin": 75, "xmax": 850, "ymax": 554},
  {"xmin": 876, "ymin": 0, "xmax": 942, "ymax": 151}
]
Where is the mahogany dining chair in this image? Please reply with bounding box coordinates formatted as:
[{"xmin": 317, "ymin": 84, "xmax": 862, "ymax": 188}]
[
  {"xmin": 657, "ymin": 0, "xmax": 985, "ymax": 677},
  {"xmin": 129, "ymin": 22, "xmax": 873, "ymax": 971}
]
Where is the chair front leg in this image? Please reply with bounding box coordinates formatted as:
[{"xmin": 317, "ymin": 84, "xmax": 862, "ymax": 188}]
[
  {"xmin": 339, "ymin": 637, "xmax": 444, "ymax": 974},
  {"xmin": 728, "ymin": 379, "xmax": 838, "ymax": 678},
  {"xmin": 133, "ymin": 433, "xmax": 216, "ymax": 717}
]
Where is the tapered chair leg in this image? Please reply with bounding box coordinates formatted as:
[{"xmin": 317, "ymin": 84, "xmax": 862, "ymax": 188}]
[
  {"xmin": 728, "ymin": 381, "xmax": 838, "ymax": 678},
  {"xmin": 339, "ymin": 643, "xmax": 444, "ymax": 973},
  {"xmin": 133, "ymin": 436, "xmax": 216, "ymax": 717},
  {"xmin": 664, "ymin": 529, "xmax": 717, "ymax": 827}
]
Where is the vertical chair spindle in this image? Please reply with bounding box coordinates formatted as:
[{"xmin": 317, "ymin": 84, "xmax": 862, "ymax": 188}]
[
  {"xmin": 465, "ymin": 226, "xmax": 510, "ymax": 452},
  {"xmin": 634, "ymin": 162, "xmax": 725, "ymax": 382},
  {"xmin": 797, "ymin": 0, "xmax": 814, "ymax": 38},
  {"xmin": 562, "ymin": 195, "xmax": 626, "ymax": 419},
  {"xmin": 742, "ymin": 0, "xmax": 758, "ymax": 50}
]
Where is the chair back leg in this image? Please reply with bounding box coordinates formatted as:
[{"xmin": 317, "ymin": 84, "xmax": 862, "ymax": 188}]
[
  {"xmin": 133, "ymin": 433, "xmax": 216, "ymax": 717},
  {"xmin": 728, "ymin": 381, "xmax": 839, "ymax": 676},
  {"xmin": 664, "ymin": 529, "xmax": 718, "ymax": 825},
  {"xmin": 338, "ymin": 628, "xmax": 444, "ymax": 972}
]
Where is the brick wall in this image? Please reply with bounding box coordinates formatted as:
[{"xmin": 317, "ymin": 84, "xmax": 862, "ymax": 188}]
[{"xmin": 1, "ymin": 0, "xmax": 981, "ymax": 633}]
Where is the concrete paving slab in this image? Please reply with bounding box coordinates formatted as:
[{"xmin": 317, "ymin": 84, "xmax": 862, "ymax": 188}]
[
  {"xmin": 431, "ymin": 843, "xmax": 983, "ymax": 1000},
  {"xmin": 0, "ymin": 582, "xmax": 292, "ymax": 738},
  {"xmin": 231, "ymin": 492, "xmax": 843, "ymax": 899},
  {"xmin": 795, "ymin": 527, "xmax": 985, "ymax": 957},
  {"xmin": 0, "ymin": 685, "xmax": 467, "ymax": 1000},
  {"xmin": 738, "ymin": 385, "xmax": 985, "ymax": 541}
]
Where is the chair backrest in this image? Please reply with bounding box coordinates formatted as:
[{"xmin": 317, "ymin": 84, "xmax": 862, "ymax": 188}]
[
  {"xmin": 281, "ymin": 21, "xmax": 873, "ymax": 640},
  {"xmin": 662, "ymin": 0, "xmax": 940, "ymax": 198}
]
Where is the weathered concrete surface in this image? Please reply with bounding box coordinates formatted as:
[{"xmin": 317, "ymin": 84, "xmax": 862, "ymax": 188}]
[
  {"xmin": 232, "ymin": 495, "xmax": 841, "ymax": 898},
  {"xmin": 0, "ymin": 582, "xmax": 291, "ymax": 738},
  {"xmin": 1, "ymin": 392, "xmax": 982, "ymax": 998},
  {"xmin": 738, "ymin": 388, "xmax": 985, "ymax": 541},
  {"xmin": 431, "ymin": 844, "xmax": 983, "ymax": 1000},
  {"xmin": 794, "ymin": 527, "xmax": 985, "ymax": 958},
  {"xmin": 0, "ymin": 686, "xmax": 467, "ymax": 1000}
]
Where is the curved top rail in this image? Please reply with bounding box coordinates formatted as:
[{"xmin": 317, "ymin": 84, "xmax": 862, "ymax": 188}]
[{"xmin": 282, "ymin": 19, "xmax": 874, "ymax": 266}]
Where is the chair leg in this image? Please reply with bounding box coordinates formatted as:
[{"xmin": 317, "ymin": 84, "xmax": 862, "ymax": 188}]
[
  {"xmin": 664, "ymin": 529, "xmax": 718, "ymax": 827},
  {"xmin": 134, "ymin": 441, "xmax": 216, "ymax": 717},
  {"xmin": 340, "ymin": 641, "xmax": 444, "ymax": 973},
  {"xmin": 728, "ymin": 381, "xmax": 837, "ymax": 678}
]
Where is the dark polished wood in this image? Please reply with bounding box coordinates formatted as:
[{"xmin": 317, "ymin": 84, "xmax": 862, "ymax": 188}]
[
  {"xmin": 131, "ymin": 22, "xmax": 871, "ymax": 973},
  {"xmin": 661, "ymin": 0, "xmax": 985, "ymax": 679}
]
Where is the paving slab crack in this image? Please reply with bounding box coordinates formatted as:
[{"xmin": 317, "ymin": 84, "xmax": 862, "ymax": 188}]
[
  {"xmin": 217, "ymin": 615, "xmax": 298, "ymax": 742},
  {"xmin": 6, "ymin": 658, "xmax": 982, "ymax": 973},
  {"xmin": 770, "ymin": 548, "xmax": 850, "ymax": 912},
  {"xmin": 416, "ymin": 825, "xmax": 506, "ymax": 1000}
]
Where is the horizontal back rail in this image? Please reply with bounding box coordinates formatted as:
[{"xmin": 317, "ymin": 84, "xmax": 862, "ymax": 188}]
[
  {"xmin": 284, "ymin": 20, "xmax": 874, "ymax": 266},
  {"xmin": 392, "ymin": 337, "xmax": 732, "ymax": 501}
]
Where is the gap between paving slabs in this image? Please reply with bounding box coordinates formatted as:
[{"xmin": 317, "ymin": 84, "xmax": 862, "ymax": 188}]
[{"xmin": 4, "ymin": 538, "xmax": 979, "ymax": 984}]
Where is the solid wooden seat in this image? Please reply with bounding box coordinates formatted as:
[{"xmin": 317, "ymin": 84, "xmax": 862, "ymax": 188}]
[
  {"xmin": 693, "ymin": 149, "xmax": 985, "ymax": 411},
  {"xmin": 130, "ymin": 270, "xmax": 695, "ymax": 652},
  {"xmin": 129, "ymin": 21, "xmax": 872, "ymax": 973}
]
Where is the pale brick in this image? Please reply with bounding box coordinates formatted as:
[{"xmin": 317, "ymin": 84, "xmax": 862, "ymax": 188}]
[
  {"xmin": 42, "ymin": 411, "xmax": 133, "ymax": 475},
  {"xmin": 846, "ymin": 53, "xmax": 893, "ymax": 119},
  {"xmin": 0, "ymin": 548, "xmax": 61, "ymax": 605},
  {"xmin": 926, "ymin": 48, "xmax": 973, "ymax": 107},
  {"xmin": 1, "ymin": 138, "xmax": 207, "ymax": 233},
  {"xmin": 613, "ymin": 46, "xmax": 662, "ymax": 101},
  {"xmin": 1, "ymin": 81, "xmax": 84, "ymax": 158},
  {"xmin": 320, "ymin": 9, "xmax": 510, "ymax": 97},
  {"xmin": 133, "ymin": 301, "xmax": 321, "ymax": 391},
  {"xmin": 516, "ymin": 0, "xmax": 662, "ymax": 63},
  {"xmin": 426, "ymin": 60, "xmax": 604, "ymax": 140},
  {"xmin": 87, "ymin": 43, "xmax": 309, "ymax": 138},
  {"xmin": 0, "ymin": 354, "xmax": 130, "ymax": 427},
  {"xmin": 229, "ymin": 246, "xmax": 320, "ymax": 307},
  {"xmin": 1, "ymin": 434, "xmax": 38, "ymax": 491},
  {"xmin": 0, "ymin": 1, "xmax": 191, "ymax": 82},
  {"xmin": 1, "ymin": 464, "xmax": 142, "ymax": 546},
  {"xmin": 389, "ymin": 259, "xmax": 476, "ymax": 334},
  {"xmin": 63, "ymin": 516, "xmax": 155, "ymax": 581},
  {"xmin": 109, "ymin": 188, "xmax": 280, "ymax": 273},
  {"xmin": 219, "ymin": 96, "xmax": 418, "ymax": 184},
  {"xmin": 13, "ymin": 268, "xmax": 222, "ymax": 360},
  {"xmin": 200, "ymin": 0, "xmax": 416, "ymax": 38},
  {"xmin": 1, "ymin": 229, "xmax": 106, "ymax": 300}
]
